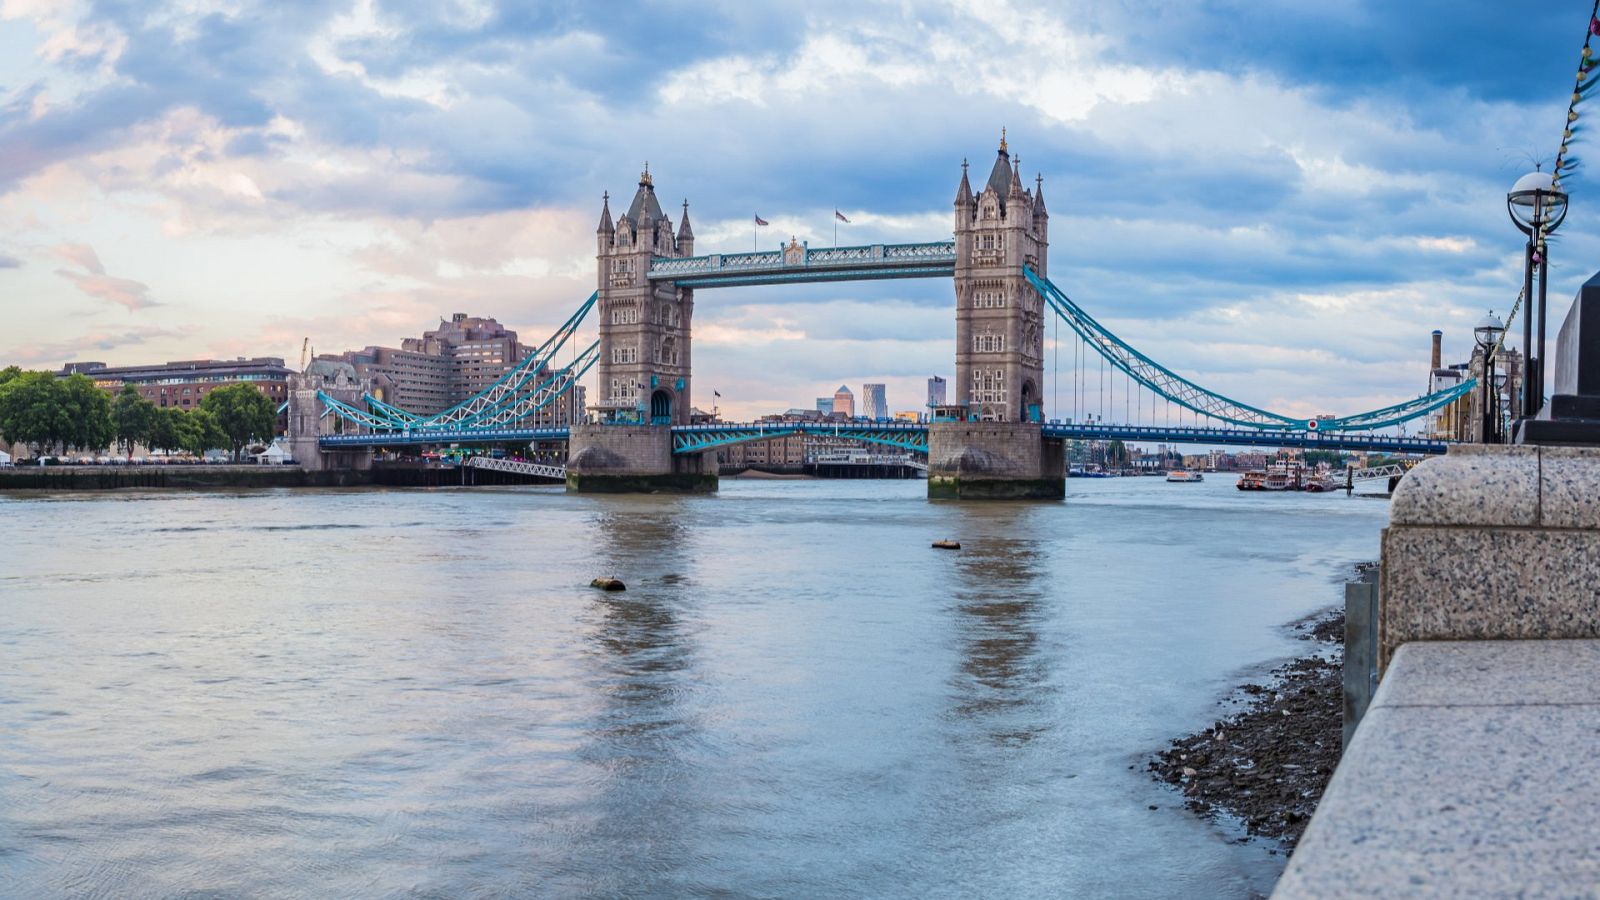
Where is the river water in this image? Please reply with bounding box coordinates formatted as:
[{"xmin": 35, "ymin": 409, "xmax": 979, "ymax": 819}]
[{"xmin": 0, "ymin": 476, "xmax": 1389, "ymax": 898}]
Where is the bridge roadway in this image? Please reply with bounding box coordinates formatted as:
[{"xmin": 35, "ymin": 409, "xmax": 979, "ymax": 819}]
[{"xmin": 319, "ymin": 421, "xmax": 1449, "ymax": 455}]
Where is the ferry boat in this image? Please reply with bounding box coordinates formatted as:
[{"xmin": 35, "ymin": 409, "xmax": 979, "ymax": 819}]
[
  {"xmin": 1165, "ymin": 470, "xmax": 1204, "ymax": 483},
  {"xmin": 1237, "ymin": 469, "xmax": 1294, "ymax": 491}
]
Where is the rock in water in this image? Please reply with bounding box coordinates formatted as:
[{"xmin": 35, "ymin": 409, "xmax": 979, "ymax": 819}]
[
  {"xmin": 932, "ymin": 540, "xmax": 961, "ymax": 550},
  {"xmin": 590, "ymin": 577, "xmax": 626, "ymax": 591}
]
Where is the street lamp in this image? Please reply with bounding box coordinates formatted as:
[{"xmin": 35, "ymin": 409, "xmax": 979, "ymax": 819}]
[
  {"xmin": 1474, "ymin": 311, "xmax": 1506, "ymax": 443},
  {"xmin": 1507, "ymin": 170, "xmax": 1569, "ymax": 421}
]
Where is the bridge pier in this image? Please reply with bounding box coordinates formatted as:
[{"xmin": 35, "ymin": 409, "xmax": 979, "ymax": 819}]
[
  {"xmin": 287, "ymin": 365, "xmax": 374, "ymax": 472},
  {"xmin": 565, "ymin": 424, "xmax": 717, "ymax": 494},
  {"xmin": 927, "ymin": 422, "xmax": 1064, "ymax": 500}
]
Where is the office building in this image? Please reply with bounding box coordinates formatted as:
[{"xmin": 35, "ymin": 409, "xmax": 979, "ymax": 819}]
[
  {"xmin": 927, "ymin": 375, "xmax": 947, "ymax": 409},
  {"xmin": 832, "ymin": 384, "xmax": 854, "ymax": 418},
  {"xmin": 816, "ymin": 397, "xmax": 834, "ymax": 415},
  {"xmin": 862, "ymin": 383, "xmax": 887, "ymax": 420}
]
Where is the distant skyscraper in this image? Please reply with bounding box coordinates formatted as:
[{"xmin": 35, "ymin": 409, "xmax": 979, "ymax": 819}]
[
  {"xmin": 816, "ymin": 397, "xmax": 834, "ymax": 415},
  {"xmin": 833, "ymin": 384, "xmax": 855, "ymax": 418},
  {"xmin": 927, "ymin": 375, "xmax": 947, "ymax": 408},
  {"xmin": 862, "ymin": 383, "xmax": 887, "ymax": 420}
]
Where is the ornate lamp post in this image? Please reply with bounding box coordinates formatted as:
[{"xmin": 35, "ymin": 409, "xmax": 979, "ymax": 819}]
[
  {"xmin": 1507, "ymin": 171, "xmax": 1569, "ymax": 420},
  {"xmin": 1474, "ymin": 311, "xmax": 1506, "ymax": 443}
]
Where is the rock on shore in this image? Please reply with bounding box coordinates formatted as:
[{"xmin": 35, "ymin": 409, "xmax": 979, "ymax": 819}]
[{"xmin": 1148, "ymin": 609, "xmax": 1343, "ymax": 850}]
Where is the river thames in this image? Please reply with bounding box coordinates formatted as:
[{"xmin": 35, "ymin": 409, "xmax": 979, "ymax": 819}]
[{"xmin": 0, "ymin": 477, "xmax": 1388, "ymax": 898}]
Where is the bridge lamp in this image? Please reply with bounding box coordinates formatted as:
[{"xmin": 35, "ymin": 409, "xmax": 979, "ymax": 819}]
[
  {"xmin": 1474, "ymin": 310, "xmax": 1506, "ymax": 444},
  {"xmin": 1507, "ymin": 171, "xmax": 1569, "ymax": 422}
]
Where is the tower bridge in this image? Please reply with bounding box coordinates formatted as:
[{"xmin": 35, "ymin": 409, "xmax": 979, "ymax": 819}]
[{"xmin": 291, "ymin": 135, "xmax": 1475, "ymax": 498}]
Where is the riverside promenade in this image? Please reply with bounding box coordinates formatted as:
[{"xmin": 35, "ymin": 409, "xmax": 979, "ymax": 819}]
[{"xmin": 1275, "ymin": 446, "xmax": 1600, "ymax": 896}]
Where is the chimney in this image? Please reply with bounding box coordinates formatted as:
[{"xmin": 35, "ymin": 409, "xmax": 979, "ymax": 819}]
[{"xmin": 1431, "ymin": 330, "xmax": 1442, "ymax": 371}]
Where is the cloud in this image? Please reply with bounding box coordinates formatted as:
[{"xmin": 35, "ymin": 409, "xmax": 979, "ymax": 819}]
[
  {"xmin": 52, "ymin": 242, "xmax": 160, "ymax": 310},
  {"xmin": 0, "ymin": 0, "xmax": 1591, "ymax": 423},
  {"xmin": 0, "ymin": 251, "xmax": 20, "ymax": 268},
  {"xmin": 4, "ymin": 324, "xmax": 191, "ymax": 366}
]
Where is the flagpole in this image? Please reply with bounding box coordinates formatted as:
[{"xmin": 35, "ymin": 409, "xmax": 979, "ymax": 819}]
[{"xmin": 834, "ymin": 205, "xmax": 837, "ymax": 248}]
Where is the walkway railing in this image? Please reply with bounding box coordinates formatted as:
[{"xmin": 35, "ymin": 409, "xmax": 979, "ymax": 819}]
[
  {"xmin": 648, "ymin": 241, "xmax": 956, "ymax": 288},
  {"xmin": 466, "ymin": 456, "xmax": 566, "ymax": 480}
]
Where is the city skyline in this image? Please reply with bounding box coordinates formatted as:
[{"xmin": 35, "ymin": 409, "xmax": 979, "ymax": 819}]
[{"xmin": 2, "ymin": 3, "xmax": 1596, "ymax": 421}]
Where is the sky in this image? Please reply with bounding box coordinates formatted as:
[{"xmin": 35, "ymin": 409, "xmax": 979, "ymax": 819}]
[{"xmin": 1, "ymin": 0, "xmax": 1597, "ymax": 423}]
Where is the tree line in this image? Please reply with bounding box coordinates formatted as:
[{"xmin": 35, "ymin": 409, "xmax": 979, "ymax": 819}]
[{"xmin": 0, "ymin": 367, "xmax": 279, "ymax": 461}]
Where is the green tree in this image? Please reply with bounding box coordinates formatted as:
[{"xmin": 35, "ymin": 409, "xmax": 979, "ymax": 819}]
[
  {"xmin": 176, "ymin": 408, "xmax": 228, "ymax": 457},
  {"xmin": 58, "ymin": 374, "xmax": 114, "ymax": 453},
  {"xmin": 147, "ymin": 406, "xmax": 183, "ymax": 454},
  {"xmin": 0, "ymin": 371, "xmax": 69, "ymax": 456},
  {"xmin": 112, "ymin": 385, "xmax": 157, "ymax": 456},
  {"xmin": 200, "ymin": 383, "xmax": 276, "ymax": 461},
  {"xmin": 0, "ymin": 365, "xmax": 20, "ymax": 387},
  {"xmin": 1106, "ymin": 439, "xmax": 1129, "ymax": 466}
]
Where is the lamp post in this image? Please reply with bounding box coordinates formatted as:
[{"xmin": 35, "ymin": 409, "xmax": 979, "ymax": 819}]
[
  {"xmin": 1507, "ymin": 171, "xmax": 1569, "ymax": 421},
  {"xmin": 1493, "ymin": 372, "xmax": 1509, "ymax": 442},
  {"xmin": 1474, "ymin": 311, "xmax": 1506, "ymax": 443}
]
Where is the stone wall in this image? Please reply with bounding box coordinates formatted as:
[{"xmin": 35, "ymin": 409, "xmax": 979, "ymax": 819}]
[{"xmin": 1379, "ymin": 444, "xmax": 1600, "ymax": 670}]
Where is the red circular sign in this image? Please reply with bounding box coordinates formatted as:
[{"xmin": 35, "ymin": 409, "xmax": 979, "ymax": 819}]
[{"xmin": 1307, "ymin": 419, "xmax": 1320, "ymax": 431}]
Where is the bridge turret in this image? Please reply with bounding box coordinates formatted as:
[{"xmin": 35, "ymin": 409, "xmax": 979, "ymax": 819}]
[
  {"xmin": 596, "ymin": 191, "xmax": 614, "ymax": 255},
  {"xmin": 677, "ymin": 200, "xmax": 695, "ymax": 256}
]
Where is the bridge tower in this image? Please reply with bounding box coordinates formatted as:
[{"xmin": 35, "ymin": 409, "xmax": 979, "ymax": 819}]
[
  {"xmin": 567, "ymin": 165, "xmax": 716, "ymax": 492},
  {"xmin": 929, "ymin": 133, "xmax": 1064, "ymax": 499}
]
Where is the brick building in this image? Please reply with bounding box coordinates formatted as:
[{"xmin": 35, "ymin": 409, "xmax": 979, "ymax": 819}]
[{"xmin": 59, "ymin": 357, "xmax": 294, "ymax": 430}]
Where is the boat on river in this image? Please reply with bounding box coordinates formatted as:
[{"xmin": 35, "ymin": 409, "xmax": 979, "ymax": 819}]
[{"xmin": 1166, "ymin": 470, "xmax": 1204, "ymax": 483}]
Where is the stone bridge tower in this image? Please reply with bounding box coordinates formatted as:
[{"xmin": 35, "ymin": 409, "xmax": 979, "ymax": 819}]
[
  {"xmin": 568, "ymin": 165, "xmax": 716, "ymax": 493},
  {"xmin": 929, "ymin": 133, "xmax": 1064, "ymax": 499},
  {"xmin": 953, "ymin": 130, "xmax": 1048, "ymax": 422},
  {"xmin": 593, "ymin": 165, "xmax": 695, "ymax": 425}
]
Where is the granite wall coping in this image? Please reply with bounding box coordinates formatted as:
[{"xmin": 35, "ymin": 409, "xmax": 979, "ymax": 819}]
[
  {"xmin": 1392, "ymin": 444, "xmax": 1600, "ymax": 529},
  {"xmin": 1272, "ymin": 640, "xmax": 1600, "ymax": 898}
]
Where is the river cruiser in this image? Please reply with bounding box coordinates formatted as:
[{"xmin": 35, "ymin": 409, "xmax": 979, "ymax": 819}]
[{"xmin": 1165, "ymin": 470, "xmax": 1204, "ymax": 483}]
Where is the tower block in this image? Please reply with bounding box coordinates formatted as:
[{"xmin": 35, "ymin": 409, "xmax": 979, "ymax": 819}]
[
  {"xmin": 566, "ymin": 165, "xmax": 716, "ymax": 493},
  {"xmin": 928, "ymin": 134, "xmax": 1064, "ymax": 499}
]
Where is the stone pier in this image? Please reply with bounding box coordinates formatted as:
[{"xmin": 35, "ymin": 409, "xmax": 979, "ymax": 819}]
[
  {"xmin": 565, "ymin": 424, "xmax": 716, "ymax": 493},
  {"xmin": 927, "ymin": 422, "xmax": 1064, "ymax": 499}
]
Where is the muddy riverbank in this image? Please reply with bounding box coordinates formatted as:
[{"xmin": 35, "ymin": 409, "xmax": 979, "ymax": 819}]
[{"xmin": 1149, "ymin": 608, "xmax": 1344, "ymax": 850}]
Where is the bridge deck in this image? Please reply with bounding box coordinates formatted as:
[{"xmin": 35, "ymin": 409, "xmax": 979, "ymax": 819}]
[
  {"xmin": 647, "ymin": 241, "xmax": 955, "ymax": 288},
  {"xmin": 321, "ymin": 422, "xmax": 1448, "ymax": 455}
]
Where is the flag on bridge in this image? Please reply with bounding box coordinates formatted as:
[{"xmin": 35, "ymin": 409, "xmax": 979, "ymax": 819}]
[
  {"xmin": 834, "ymin": 210, "xmax": 850, "ymax": 223},
  {"xmin": 714, "ymin": 390, "xmax": 722, "ymax": 398},
  {"xmin": 754, "ymin": 214, "xmax": 769, "ymax": 226}
]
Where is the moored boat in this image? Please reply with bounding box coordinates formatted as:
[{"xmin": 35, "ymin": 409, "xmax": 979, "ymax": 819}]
[{"xmin": 1166, "ymin": 470, "xmax": 1204, "ymax": 483}]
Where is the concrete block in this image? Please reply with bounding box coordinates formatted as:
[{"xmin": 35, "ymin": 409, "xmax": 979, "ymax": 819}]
[
  {"xmin": 1276, "ymin": 701, "xmax": 1600, "ymax": 898},
  {"xmin": 1390, "ymin": 444, "xmax": 1539, "ymax": 527},
  {"xmin": 1375, "ymin": 640, "xmax": 1600, "ymax": 708}
]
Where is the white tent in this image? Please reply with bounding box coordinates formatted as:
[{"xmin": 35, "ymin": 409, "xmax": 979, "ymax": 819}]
[
  {"xmin": 0, "ymin": 449, "xmax": 10, "ymax": 466},
  {"xmin": 254, "ymin": 444, "xmax": 288, "ymax": 465}
]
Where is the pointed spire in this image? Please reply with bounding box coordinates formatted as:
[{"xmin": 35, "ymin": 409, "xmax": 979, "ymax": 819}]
[
  {"xmin": 1008, "ymin": 154, "xmax": 1024, "ymax": 198},
  {"xmin": 999, "ymin": 127, "xmax": 1007, "ymax": 154},
  {"xmin": 677, "ymin": 198, "xmax": 694, "ymax": 240},
  {"xmin": 956, "ymin": 157, "xmax": 973, "ymax": 206},
  {"xmin": 597, "ymin": 190, "xmax": 613, "ymax": 234},
  {"xmin": 1034, "ymin": 174, "xmax": 1047, "ymax": 218}
]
